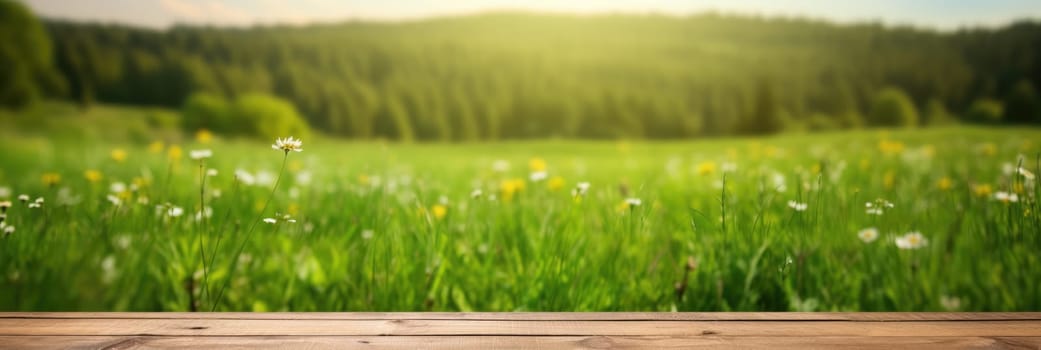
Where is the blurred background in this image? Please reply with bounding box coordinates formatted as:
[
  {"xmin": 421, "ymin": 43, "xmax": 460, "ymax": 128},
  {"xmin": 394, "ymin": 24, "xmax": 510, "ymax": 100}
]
[{"xmin": 2, "ymin": 0, "xmax": 1041, "ymax": 141}]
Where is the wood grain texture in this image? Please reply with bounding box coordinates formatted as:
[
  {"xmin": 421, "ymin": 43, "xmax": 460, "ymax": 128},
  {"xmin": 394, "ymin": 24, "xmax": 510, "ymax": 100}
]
[
  {"xmin": 1, "ymin": 336, "xmax": 1040, "ymax": 350},
  {"xmin": 4, "ymin": 312, "xmax": 1040, "ymax": 321},
  {"xmin": 1, "ymin": 313, "xmax": 1039, "ymax": 349}
]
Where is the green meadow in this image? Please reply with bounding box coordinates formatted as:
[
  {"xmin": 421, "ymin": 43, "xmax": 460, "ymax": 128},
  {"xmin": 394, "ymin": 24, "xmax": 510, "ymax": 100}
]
[{"xmin": 1, "ymin": 107, "xmax": 1038, "ymax": 311}]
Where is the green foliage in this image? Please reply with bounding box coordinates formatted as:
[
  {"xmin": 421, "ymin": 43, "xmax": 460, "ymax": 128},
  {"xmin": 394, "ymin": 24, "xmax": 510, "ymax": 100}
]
[
  {"xmin": 230, "ymin": 93, "xmax": 311, "ymax": 141},
  {"xmin": 966, "ymin": 98, "xmax": 1005, "ymax": 123},
  {"xmin": 869, "ymin": 87, "xmax": 919, "ymax": 127},
  {"xmin": 31, "ymin": 14, "xmax": 1041, "ymax": 139},
  {"xmin": 181, "ymin": 92, "xmax": 231, "ymax": 133},
  {"xmin": 1004, "ymin": 80, "xmax": 1040, "ymax": 124},
  {"xmin": 923, "ymin": 98, "xmax": 954, "ymax": 126},
  {"xmin": 0, "ymin": 0, "xmax": 62, "ymax": 108},
  {"xmin": 1, "ymin": 127, "xmax": 1040, "ymax": 311},
  {"xmin": 739, "ymin": 81, "xmax": 783, "ymax": 135}
]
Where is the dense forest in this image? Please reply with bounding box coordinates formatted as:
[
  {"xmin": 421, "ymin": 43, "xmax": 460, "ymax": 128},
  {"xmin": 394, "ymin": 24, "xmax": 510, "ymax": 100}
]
[{"xmin": 3, "ymin": 0, "xmax": 1041, "ymax": 140}]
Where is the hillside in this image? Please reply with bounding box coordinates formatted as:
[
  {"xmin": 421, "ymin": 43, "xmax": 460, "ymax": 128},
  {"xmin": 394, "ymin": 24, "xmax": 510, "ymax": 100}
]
[{"xmin": 7, "ymin": 6, "xmax": 1041, "ymax": 139}]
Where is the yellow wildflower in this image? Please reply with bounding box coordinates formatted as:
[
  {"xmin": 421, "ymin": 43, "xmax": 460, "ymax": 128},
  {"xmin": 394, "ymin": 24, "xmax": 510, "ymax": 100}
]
[
  {"xmin": 195, "ymin": 129, "xmax": 213, "ymax": 144},
  {"xmin": 84, "ymin": 170, "xmax": 102, "ymax": 183},
  {"xmin": 148, "ymin": 141, "xmax": 164, "ymax": 154},
  {"xmin": 937, "ymin": 177, "xmax": 952, "ymax": 191},
  {"xmin": 529, "ymin": 157, "xmax": 547, "ymax": 172},
  {"xmin": 500, "ymin": 178, "xmax": 525, "ymax": 201},
  {"xmin": 110, "ymin": 149, "xmax": 127, "ymax": 162},
  {"xmin": 547, "ymin": 176, "xmax": 565, "ymax": 191},
  {"xmin": 883, "ymin": 170, "xmax": 895, "ymax": 189},
  {"xmin": 973, "ymin": 184, "xmax": 993, "ymax": 197},
  {"xmin": 696, "ymin": 161, "xmax": 717, "ymax": 176},
  {"xmin": 878, "ymin": 139, "xmax": 905, "ymax": 155},
  {"xmin": 167, "ymin": 145, "xmax": 183, "ymax": 161},
  {"xmin": 42, "ymin": 173, "xmax": 61, "ymax": 187},
  {"xmin": 977, "ymin": 143, "xmax": 997, "ymax": 157},
  {"xmin": 431, "ymin": 204, "xmax": 447, "ymax": 220}
]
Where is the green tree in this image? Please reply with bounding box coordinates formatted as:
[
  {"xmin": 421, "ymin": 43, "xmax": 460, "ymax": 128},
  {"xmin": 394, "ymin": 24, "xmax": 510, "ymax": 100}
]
[
  {"xmin": 0, "ymin": 0, "xmax": 62, "ymax": 108},
  {"xmin": 868, "ymin": 87, "xmax": 919, "ymax": 127},
  {"xmin": 739, "ymin": 81, "xmax": 782, "ymax": 135},
  {"xmin": 1004, "ymin": 80, "xmax": 1040, "ymax": 124}
]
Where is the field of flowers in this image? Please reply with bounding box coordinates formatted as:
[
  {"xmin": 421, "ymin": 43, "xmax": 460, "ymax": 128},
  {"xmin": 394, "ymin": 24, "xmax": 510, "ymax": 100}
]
[{"xmin": 0, "ymin": 126, "xmax": 1039, "ymax": 312}]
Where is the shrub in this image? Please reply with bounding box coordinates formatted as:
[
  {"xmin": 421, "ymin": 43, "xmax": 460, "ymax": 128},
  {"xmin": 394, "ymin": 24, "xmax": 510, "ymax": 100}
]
[
  {"xmin": 868, "ymin": 87, "xmax": 919, "ymax": 127},
  {"xmin": 965, "ymin": 98, "xmax": 1004, "ymax": 124},
  {"xmin": 230, "ymin": 93, "xmax": 310, "ymax": 141},
  {"xmin": 181, "ymin": 92, "xmax": 232, "ymax": 133}
]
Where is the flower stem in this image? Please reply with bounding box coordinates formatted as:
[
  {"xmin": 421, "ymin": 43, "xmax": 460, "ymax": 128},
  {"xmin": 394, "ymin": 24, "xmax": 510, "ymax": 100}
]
[{"xmin": 210, "ymin": 152, "xmax": 288, "ymax": 311}]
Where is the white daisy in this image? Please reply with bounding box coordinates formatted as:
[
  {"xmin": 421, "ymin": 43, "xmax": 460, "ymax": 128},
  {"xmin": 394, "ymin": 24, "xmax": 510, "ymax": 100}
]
[
  {"xmin": 1018, "ymin": 166, "xmax": 1036, "ymax": 180},
  {"xmin": 787, "ymin": 200, "xmax": 807, "ymax": 211},
  {"xmin": 492, "ymin": 160, "xmax": 510, "ymax": 173},
  {"xmin": 189, "ymin": 149, "xmax": 213, "ymax": 160},
  {"xmin": 625, "ymin": 198, "xmax": 642, "ymax": 207},
  {"xmin": 857, "ymin": 227, "xmax": 879, "ymax": 243},
  {"xmin": 529, "ymin": 171, "xmax": 548, "ymax": 182},
  {"xmin": 106, "ymin": 194, "xmax": 121, "ymax": 206},
  {"xmin": 895, "ymin": 231, "xmax": 927, "ymax": 250},
  {"xmin": 272, "ymin": 136, "xmax": 303, "ymax": 153},
  {"xmin": 234, "ymin": 169, "xmax": 256, "ymax": 186},
  {"xmin": 572, "ymin": 182, "xmax": 591, "ymax": 197},
  {"xmin": 994, "ymin": 191, "xmax": 1019, "ymax": 203}
]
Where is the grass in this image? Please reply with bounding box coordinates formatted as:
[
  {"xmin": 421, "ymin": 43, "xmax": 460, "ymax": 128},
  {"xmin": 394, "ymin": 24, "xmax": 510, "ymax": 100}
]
[{"xmin": 0, "ymin": 122, "xmax": 1039, "ymax": 311}]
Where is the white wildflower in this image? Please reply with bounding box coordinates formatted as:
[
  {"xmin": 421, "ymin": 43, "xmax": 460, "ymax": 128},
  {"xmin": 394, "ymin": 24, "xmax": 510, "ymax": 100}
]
[
  {"xmin": 857, "ymin": 227, "xmax": 879, "ymax": 243},
  {"xmin": 189, "ymin": 149, "xmax": 213, "ymax": 160},
  {"xmin": 994, "ymin": 191, "xmax": 1019, "ymax": 203},
  {"xmin": 272, "ymin": 136, "xmax": 303, "ymax": 153},
  {"xmin": 263, "ymin": 213, "xmax": 296, "ymax": 224},
  {"xmin": 529, "ymin": 171, "xmax": 548, "ymax": 182},
  {"xmin": 296, "ymin": 171, "xmax": 312, "ymax": 186},
  {"xmin": 106, "ymin": 194, "xmax": 121, "ymax": 206},
  {"xmin": 572, "ymin": 181, "xmax": 591, "ymax": 197},
  {"xmin": 195, "ymin": 207, "xmax": 213, "ymax": 221},
  {"xmin": 624, "ymin": 198, "xmax": 642, "ymax": 207},
  {"xmin": 895, "ymin": 231, "xmax": 927, "ymax": 250},
  {"xmin": 361, "ymin": 229, "xmax": 374, "ymax": 240},
  {"xmin": 1018, "ymin": 166, "xmax": 1036, "ymax": 180},
  {"xmin": 492, "ymin": 160, "xmax": 510, "ymax": 172},
  {"xmin": 234, "ymin": 169, "xmax": 256, "ymax": 186},
  {"xmin": 787, "ymin": 200, "xmax": 808, "ymax": 211}
]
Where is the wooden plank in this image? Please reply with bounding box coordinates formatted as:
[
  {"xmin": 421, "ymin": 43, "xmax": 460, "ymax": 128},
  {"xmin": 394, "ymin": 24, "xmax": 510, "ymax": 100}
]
[
  {"xmin": 3, "ymin": 312, "xmax": 1040, "ymax": 321},
  {"xmin": 2, "ymin": 319, "xmax": 1040, "ymax": 337},
  {"xmin": 1, "ymin": 336, "xmax": 1040, "ymax": 350}
]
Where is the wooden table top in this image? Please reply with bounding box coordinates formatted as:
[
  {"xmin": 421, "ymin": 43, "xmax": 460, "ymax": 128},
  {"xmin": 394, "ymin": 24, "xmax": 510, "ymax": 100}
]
[{"xmin": 1, "ymin": 312, "xmax": 1039, "ymax": 349}]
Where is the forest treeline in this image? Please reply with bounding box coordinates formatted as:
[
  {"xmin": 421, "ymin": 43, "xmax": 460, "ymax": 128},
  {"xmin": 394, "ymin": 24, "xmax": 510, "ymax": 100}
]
[{"xmin": 3, "ymin": 0, "xmax": 1041, "ymax": 140}]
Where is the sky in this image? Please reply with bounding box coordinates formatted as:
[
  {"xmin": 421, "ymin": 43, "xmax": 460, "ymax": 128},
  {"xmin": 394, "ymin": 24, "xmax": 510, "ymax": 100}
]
[{"xmin": 22, "ymin": 0, "xmax": 1041, "ymax": 30}]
